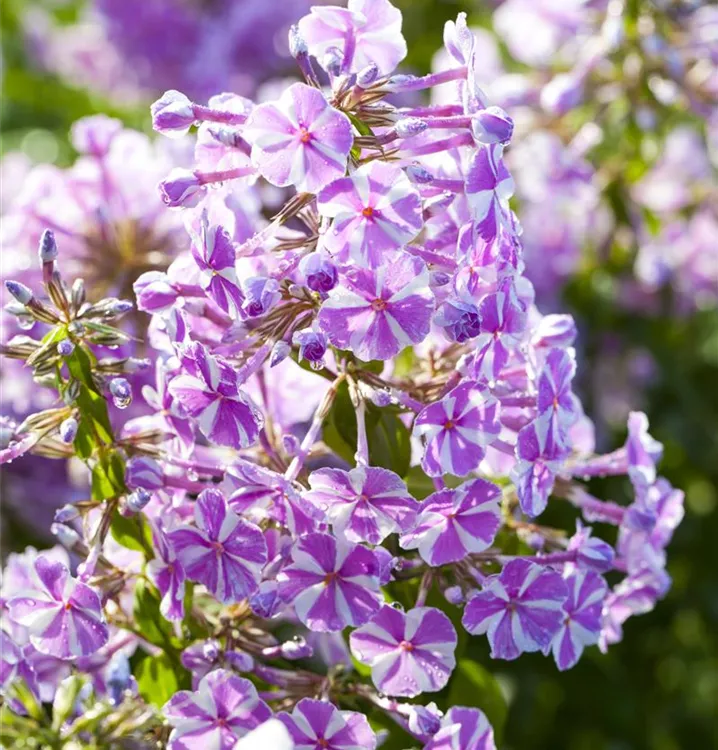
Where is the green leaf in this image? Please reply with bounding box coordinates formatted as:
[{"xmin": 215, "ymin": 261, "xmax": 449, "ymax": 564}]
[
  {"xmin": 446, "ymin": 660, "xmax": 508, "ymax": 744},
  {"xmin": 133, "ymin": 578, "xmax": 181, "ymax": 653},
  {"xmin": 392, "ymin": 347, "xmax": 416, "ymax": 378},
  {"xmin": 110, "ymin": 511, "xmax": 154, "ymax": 558},
  {"xmin": 52, "ymin": 676, "xmax": 84, "ymax": 731},
  {"xmin": 355, "ymin": 358, "xmax": 385, "ymax": 374},
  {"xmin": 135, "ymin": 653, "xmax": 181, "ymax": 708},
  {"xmin": 404, "ymin": 466, "xmax": 463, "ymax": 500}
]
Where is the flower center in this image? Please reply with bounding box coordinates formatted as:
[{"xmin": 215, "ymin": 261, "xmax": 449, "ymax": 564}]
[
  {"xmin": 299, "ymin": 126, "xmax": 312, "ymax": 143},
  {"xmin": 64, "ymin": 601, "xmax": 73, "ymax": 611},
  {"xmin": 212, "ymin": 541, "xmax": 225, "ymax": 556},
  {"xmin": 371, "ymin": 298, "xmax": 387, "ymax": 312},
  {"xmin": 357, "ymin": 493, "xmax": 369, "ymax": 503},
  {"xmin": 323, "ymin": 572, "xmax": 338, "ymax": 586},
  {"xmin": 399, "ymin": 640, "xmax": 414, "ymax": 652},
  {"xmin": 362, "ymin": 206, "xmax": 374, "ymax": 218},
  {"xmin": 318, "ymin": 739, "xmax": 329, "ymax": 749},
  {"xmin": 443, "ymin": 419, "xmax": 455, "ymax": 430}
]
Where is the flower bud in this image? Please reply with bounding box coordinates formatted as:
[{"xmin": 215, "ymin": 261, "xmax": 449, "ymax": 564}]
[
  {"xmin": 126, "ymin": 488, "xmax": 152, "ymax": 514},
  {"xmin": 322, "ymin": 47, "xmax": 344, "ymax": 77},
  {"xmin": 429, "ymin": 271, "xmax": 451, "ymax": 287},
  {"xmin": 405, "ymin": 164, "xmax": 433, "ymax": 184},
  {"xmin": 250, "ymin": 581, "xmax": 281, "ymax": 619},
  {"xmin": 241, "ymin": 276, "xmax": 281, "ymax": 318},
  {"xmin": 280, "ymin": 636, "xmax": 314, "ymax": 661},
  {"xmin": 51, "ymin": 522, "xmax": 81, "ymax": 548},
  {"xmin": 395, "ymin": 118, "xmax": 428, "ymax": 139},
  {"xmin": 292, "ymin": 329, "xmax": 327, "ymax": 365},
  {"xmin": 270, "ymin": 340, "xmax": 291, "ymax": 368},
  {"xmin": 471, "ymin": 106, "xmax": 514, "ymax": 145},
  {"xmin": 5, "ymin": 280, "xmax": 33, "ymax": 306},
  {"xmin": 59, "ymin": 417, "xmax": 78, "ymax": 444},
  {"xmin": 203, "ymin": 640, "xmax": 221, "ymax": 662},
  {"xmin": 159, "ymin": 168, "xmax": 206, "ymax": 208},
  {"xmin": 370, "ymin": 389, "xmax": 392, "ymax": 408},
  {"xmin": 151, "ymin": 90, "xmax": 196, "ymax": 138},
  {"xmin": 224, "ymin": 650, "xmax": 254, "ymax": 672},
  {"xmin": 106, "ymin": 653, "xmax": 132, "ymax": 705},
  {"xmin": 288, "ymin": 25, "xmax": 308, "ymax": 58},
  {"xmin": 357, "ymin": 63, "xmax": 380, "ymax": 88},
  {"xmin": 125, "ymin": 456, "xmax": 164, "ymax": 490},
  {"xmin": 57, "ymin": 339, "xmax": 75, "ymax": 357},
  {"xmin": 39, "ymin": 229, "xmax": 58, "ymax": 264},
  {"xmin": 54, "ymin": 504, "xmax": 80, "ymax": 523},
  {"xmin": 282, "ymin": 433, "xmax": 300, "ymax": 456},
  {"xmin": 443, "ymin": 585, "xmax": 465, "ymax": 605},
  {"xmin": 109, "ymin": 377, "xmax": 132, "ymax": 409},
  {"xmin": 109, "ymin": 299, "xmax": 134, "ymax": 316},
  {"xmin": 300, "ymin": 253, "xmax": 338, "ymax": 293}
]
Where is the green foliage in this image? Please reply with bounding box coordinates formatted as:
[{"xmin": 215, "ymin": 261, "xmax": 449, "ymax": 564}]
[
  {"xmin": 446, "ymin": 661, "xmax": 508, "ymax": 744},
  {"xmin": 110, "ymin": 510, "xmax": 155, "ymax": 557},
  {"xmin": 135, "ymin": 653, "xmax": 183, "ymax": 709}
]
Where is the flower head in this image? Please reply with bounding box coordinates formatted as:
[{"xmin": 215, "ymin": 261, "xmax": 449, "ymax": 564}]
[{"xmin": 278, "ymin": 698, "xmax": 377, "ymax": 750}]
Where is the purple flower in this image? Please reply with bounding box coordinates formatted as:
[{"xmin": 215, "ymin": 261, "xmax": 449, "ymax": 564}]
[
  {"xmin": 151, "ymin": 90, "xmax": 196, "ymax": 137},
  {"xmin": 244, "ymin": 83, "xmax": 353, "ymax": 194},
  {"xmin": 159, "ymin": 168, "xmax": 206, "ymax": 208},
  {"xmin": 413, "ymin": 381, "xmax": 501, "ymax": 478},
  {"xmin": 190, "ymin": 218, "xmax": 243, "ymax": 316},
  {"xmin": 304, "ymin": 466, "xmax": 416, "ymax": 545},
  {"xmin": 169, "ymin": 344, "xmax": 264, "ymax": 449},
  {"xmin": 434, "ymin": 295, "xmax": 482, "ymax": 343},
  {"xmin": 292, "ymin": 329, "xmax": 328, "ymax": 366},
  {"xmin": 423, "ymin": 707, "xmax": 496, "ymax": 750},
  {"xmin": 163, "ymin": 668, "xmax": 271, "ymax": 750},
  {"xmin": 7, "ymin": 556, "xmax": 108, "ymax": 660},
  {"xmin": 147, "ymin": 522, "xmax": 186, "ymax": 621},
  {"xmin": 567, "ymin": 522, "xmax": 615, "ymax": 574},
  {"xmin": 318, "ymin": 251, "xmax": 434, "ymax": 361},
  {"xmin": 510, "ymin": 420, "xmax": 567, "ymax": 517},
  {"xmin": 125, "ymin": 455, "xmax": 164, "ymax": 490},
  {"xmin": 625, "ymin": 411, "xmax": 663, "ymax": 489},
  {"xmin": 298, "ymin": 0, "xmax": 407, "ymax": 76},
  {"xmin": 241, "ymin": 276, "xmax": 281, "ymax": 319},
  {"xmin": 600, "ymin": 569, "xmax": 670, "ymax": 651},
  {"xmin": 317, "ymin": 162, "xmax": 422, "ymax": 267},
  {"xmin": 551, "ymin": 571, "xmax": 607, "ymax": 671},
  {"xmin": 350, "ymin": 605, "xmax": 457, "ymax": 698},
  {"xmin": 277, "ymin": 533, "xmax": 382, "ymax": 632},
  {"xmin": 465, "ymin": 145, "xmax": 514, "ymax": 241},
  {"xmin": 300, "ymin": 252, "xmax": 338, "ymax": 293},
  {"xmin": 537, "ymin": 348, "xmax": 580, "ymax": 429},
  {"xmin": 467, "ymin": 277, "xmax": 527, "ymax": 382},
  {"xmin": 0, "ymin": 631, "xmax": 22, "ymax": 691},
  {"xmin": 400, "ymin": 478, "xmax": 501, "ymax": 566},
  {"xmin": 169, "ymin": 489, "xmax": 267, "ymax": 603},
  {"xmin": 462, "ymin": 559, "xmax": 568, "ymax": 660},
  {"xmin": 278, "ymin": 698, "xmax": 377, "ymax": 750},
  {"xmin": 472, "ymin": 106, "xmax": 514, "ymax": 146}
]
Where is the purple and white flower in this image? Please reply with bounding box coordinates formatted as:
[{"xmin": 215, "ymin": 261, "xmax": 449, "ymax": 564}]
[
  {"xmin": 244, "ymin": 83, "xmax": 353, "ymax": 194},
  {"xmin": 318, "ymin": 251, "xmax": 434, "ymax": 361},
  {"xmin": 400, "ymin": 478, "xmax": 501, "ymax": 566},
  {"xmin": 277, "ymin": 533, "xmax": 382, "ymax": 632},
  {"xmin": 317, "ymin": 162, "xmax": 422, "ymax": 267},
  {"xmin": 462, "ymin": 559, "xmax": 568, "ymax": 660},
  {"xmin": 350, "ymin": 605, "xmax": 457, "ymax": 698},
  {"xmin": 423, "ymin": 707, "xmax": 497, "ymax": 750},
  {"xmin": 465, "ymin": 145, "xmax": 515, "ymax": 241},
  {"xmin": 163, "ymin": 669, "xmax": 271, "ymax": 750},
  {"xmin": 413, "ymin": 381, "xmax": 501, "ymax": 477},
  {"xmin": 147, "ymin": 522, "xmax": 186, "ymax": 621},
  {"xmin": 170, "ymin": 489, "xmax": 267, "ymax": 603},
  {"xmin": 7, "ymin": 556, "xmax": 108, "ymax": 660},
  {"xmin": 278, "ymin": 697, "xmax": 377, "ymax": 750},
  {"xmin": 169, "ymin": 344, "xmax": 264, "ymax": 449},
  {"xmin": 551, "ymin": 570, "xmax": 607, "ymax": 671},
  {"xmin": 304, "ymin": 466, "xmax": 416, "ymax": 545}
]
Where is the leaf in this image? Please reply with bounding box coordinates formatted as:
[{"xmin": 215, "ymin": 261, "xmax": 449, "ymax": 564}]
[
  {"xmin": 135, "ymin": 653, "xmax": 181, "ymax": 708},
  {"xmin": 446, "ymin": 660, "xmax": 508, "ymax": 744},
  {"xmin": 404, "ymin": 466, "xmax": 463, "ymax": 500},
  {"xmin": 392, "ymin": 347, "xmax": 416, "ymax": 378},
  {"xmin": 133, "ymin": 578, "xmax": 181, "ymax": 653},
  {"xmin": 110, "ymin": 511, "xmax": 154, "ymax": 558}
]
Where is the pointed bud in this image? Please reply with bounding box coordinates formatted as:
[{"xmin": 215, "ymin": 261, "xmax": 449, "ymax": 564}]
[
  {"xmin": 288, "ymin": 25, "xmax": 308, "ymax": 58},
  {"xmin": 39, "ymin": 229, "xmax": 58, "ymax": 264},
  {"xmin": 151, "ymin": 90, "xmax": 196, "ymax": 138},
  {"xmin": 443, "ymin": 585, "xmax": 465, "ymax": 605},
  {"xmin": 280, "ymin": 636, "xmax": 314, "ymax": 661},
  {"xmin": 59, "ymin": 417, "xmax": 78, "ymax": 444},
  {"xmin": 51, "ymin": 523, "xmax": 81, "ymax": 548},
  {"xmin": 54, "ymin": 504, "xmax": 80, "ymax": 523},
  {"xmin": 471, "ymin": 106, "xmax": 514, "ymax": 145},
  {"xmin": 126, "ymin": 488, "xmax": 152, "ymax": 514},
  {"xmin": 109, "ymin": 377, "xmax": 132, "ymax": 409},
  {"xmin": 159, "ymin": 168, "xmax": 205, "ymax": 208},
  {"xmin": 57, "ymin": 340, "xmax": 75, "ymax": 357},
  {"xmin": 5, "ymin": 281, "xmax": 33, "ymax": 306},
  {"xmin": 282, "ymin": 434, "xmax": 300, "ymax": 456},
  {"xmin": 270, "ymin": 340, "xmax": 291, "ymax": 368},
  {"xmin": 395, "ymin": 118, "xmax": 428, "ymax": 139},
  {"xmin": 405, "ymin": 164, "xmax": 433, "ymax": 184}
]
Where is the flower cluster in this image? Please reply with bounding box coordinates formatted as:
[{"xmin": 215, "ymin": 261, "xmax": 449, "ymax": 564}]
[{"xmin": 1, "ymin": 2, "xmax": 686, "ymax": 748}]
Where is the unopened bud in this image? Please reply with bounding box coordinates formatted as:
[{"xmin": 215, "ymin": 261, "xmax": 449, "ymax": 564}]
[
  {"xmin": 282, "ymin": 434, "xmax": 300, "ymax": 456},
  {"xmin": 59, "ymin": 417, "xmax": 78, "ymax": 444},
  {"xmin": 159, "ymin": 168, "xmax": 206, "ymax": 208},
  {"xmin": 370, "ymin": 389, "xmax": 392, "ymax": 407},
  {"xmin": 357, "ymin": 63, "xmax": 380, "ymax": 88},
  {"xmin": 109, "ymin": 377, "xmax": 132, "ymax": 409},
  {"xmin": 395, "ymin": 118, "xmax": 428, "ymax": 139},
  {"xmin": 51, "ymin": 523, "xmax": 80, "ymax": 548},
  {"xmin": 151, "ymin": 90, "xmax": 196, "ymax": 138},
  {"xmin": 471, "ymin": 106, "xmax": 514, "ymax": 145},
  {"xmin": 39, "ymin": 229, "xmax": 58, "ymax": 264},
  {"xmin": 443, "ymin": 585, "xmax": 465, "ymax": 605},
  {"xmin": 106, "ymin": 653, "xmax": 132, "ymax": 705},
  {"xmin": 406, "ymin": 164, "xmax": 433, "ymax": 184},
  {"xmin": 126, "ymin": 488, "xmax": 152, "ymax": 514},
  {"xmin": 429, "ymin": 271, "xmax": 452, "ymax": 287},
  {"xmin": 323, "ymin": 47, "xmax": 344, "ymax": 77},
  {"xmin": 288, "ymin": 25, "xmax": 308, "ymax": 58},
  {"xmin": 109, "ymin": 299, "xmax": 134, "ymax": 316},
  {"xmin": 5, "ymin": 280, "xmax": 33, "ymax": 306},
  {"xmin": 54, "ymin": 504, "xmax": 80, "ymax": 523},
  {"xmin": 280, "ymin": 636, "xmax": 314, "ymax": 661},
  {"xmin": 57, "ymin": 339, "xmax": 75, "ymax": 357},
  {"xmin": 270, "ymin": 340, "xmax": 291, "ymax": 368}
]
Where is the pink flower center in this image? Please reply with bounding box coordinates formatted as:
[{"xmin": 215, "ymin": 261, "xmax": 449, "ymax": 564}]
[
  {"xmin": 371, "ymin": 298, "xmax": 387, "ymax": 312},
  {"xmin": 362, "ymin": 206, "xmax": 374, "ymax": 218},
  {"xmin": 318, "ymin": 740, "xmax": 329, "ymax": 749},
  {"xmin": 212, "ymin": 541, "xmax": 225, "ymax": 556},
  {"xmin": 323, "ymin": 572, "xmax": 338, "ymax": 586},
  {"xmin": 443, "ymin": 419, "xmax": 455, "ymax": 430},
  {"xmin": 299, "ymin": 127, "xmax": 311, "ymax": 144},
  {"xmin": 399, "ymin": 640, "xmax": 414, "ymax": 652},
  {"xmin": 357, "ymin": 494, "xmax": 369, "ymax": 503},
  {"xmin": 64, "ymin": 601, "xmax": 73, "ymax": 611}
]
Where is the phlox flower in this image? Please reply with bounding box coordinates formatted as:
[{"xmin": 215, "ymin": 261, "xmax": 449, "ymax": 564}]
[
  {"xmin": 400, "ymin": 478, "xmax": 501, "ymax": 566},
  {"xmin": 551, "ymin": 570, "xmax": 607, "ymax": 671},
  {"xmin": 536, "ymin": 348, "xmax": 580, "ymax": 428},
  {"xmin": 7, "ymin": 556, "xmax": 108, "ymax": 660},
  {"xmin": 278, "ymin": 698, "xmax": 377, "ymax": 750},
  {"xmin": 462, "ymin": 559, "xmax": 568, "ymax": 660},
  {"xmin": 147, "ymin": 521, "xmax": 186, "ymax": 621},
  {"xmin": 318, "ymin": 251, "xmax": 434, "ymax": 361},
  {"xmin": 277, "ymin": 533, "xmax": 382, "ymax": 632},
  {"xmin": 169, "ymin": 489, "xmax": 267, "ymax": 603},
  {"xmin": 349, "ymin": 605, "xmax": 457, "ymax": 698},
  {"xmin": 244, "ymin": 82, "xmax": 353, "ymax": 194},
  {"xmin": 423, "ymin": 707, "xmax": 496, "ymax": 750},
  {"xmin": 163, "ymin": 669, "xmax": 271, "ymax": 750},
  {"xmin": 304, "ymin": 466, "xmax": 417, "ymax": 545},
  {"xmin": 317, "ymin": 161, "xmax": 423, "ymax": 268},
  {"xmin": 465, "ymin": 144, "xmax": 515, "ymax": 241},
  {"xmin": 413, "ymin": 380, "xmax": 501, "ymax": 478}
]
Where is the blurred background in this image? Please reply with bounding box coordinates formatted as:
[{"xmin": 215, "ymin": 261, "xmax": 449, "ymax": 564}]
[{"xmin": 1, "ymin": 0, "xmax": 717, "ymax": 748}]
